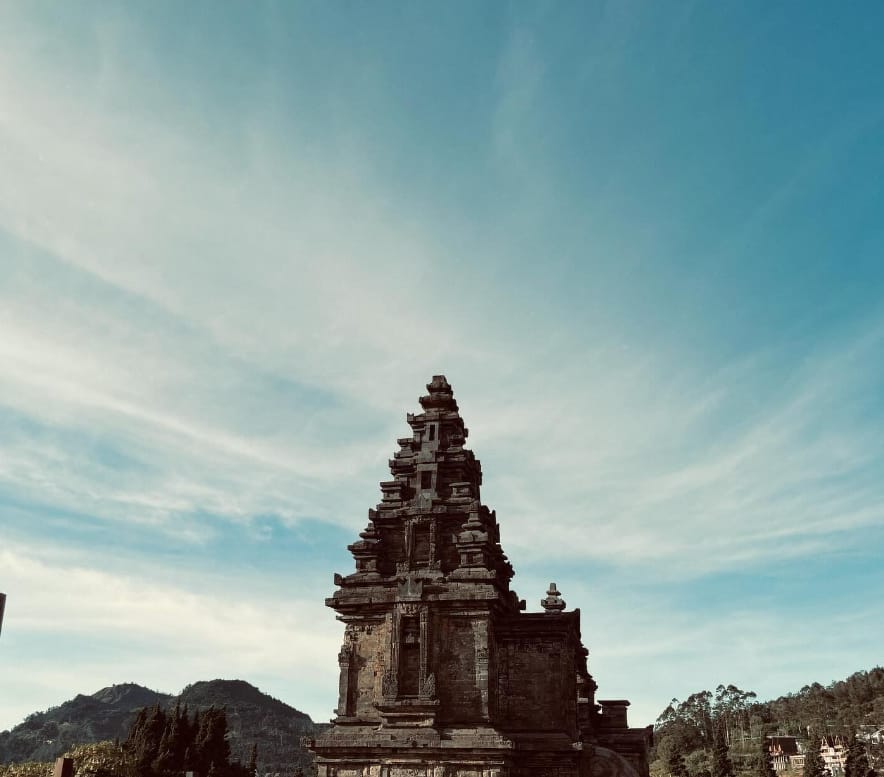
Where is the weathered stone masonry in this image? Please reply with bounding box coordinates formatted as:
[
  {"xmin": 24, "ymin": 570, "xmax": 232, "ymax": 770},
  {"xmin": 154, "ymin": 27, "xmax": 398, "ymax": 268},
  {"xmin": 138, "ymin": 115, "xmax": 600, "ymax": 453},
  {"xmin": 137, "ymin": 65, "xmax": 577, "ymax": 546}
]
[{"xmin": 309, "ymin": 376, "xmax": 652, "ymax": 777}]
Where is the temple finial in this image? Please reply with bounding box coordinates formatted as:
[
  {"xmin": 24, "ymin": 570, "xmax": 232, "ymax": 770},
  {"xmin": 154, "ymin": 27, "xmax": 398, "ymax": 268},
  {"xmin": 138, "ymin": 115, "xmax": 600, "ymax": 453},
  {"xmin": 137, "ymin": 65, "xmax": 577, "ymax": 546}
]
[
  {"xmin": 541, "ymin": 582, "xmax": 566, "ymax": 613},
  {"xmin": 420, "ymin": 375, "xmax": 458, "ymax": 411}
]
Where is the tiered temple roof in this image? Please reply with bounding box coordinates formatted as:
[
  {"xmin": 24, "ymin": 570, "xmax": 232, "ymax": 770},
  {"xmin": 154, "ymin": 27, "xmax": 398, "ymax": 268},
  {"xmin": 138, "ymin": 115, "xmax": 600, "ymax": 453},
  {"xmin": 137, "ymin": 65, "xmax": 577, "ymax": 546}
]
[{"xmin": 311, "ymin": 376, "xmax": 652, "ymax": 777}]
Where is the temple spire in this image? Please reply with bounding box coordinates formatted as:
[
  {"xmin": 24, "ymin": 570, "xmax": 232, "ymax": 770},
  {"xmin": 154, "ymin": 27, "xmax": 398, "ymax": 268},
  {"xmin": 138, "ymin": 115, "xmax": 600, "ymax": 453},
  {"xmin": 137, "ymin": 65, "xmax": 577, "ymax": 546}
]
[
  {"xmin": 313, "ymin": 376, "xmax": 653, "ymax": 777},
  {"xmin": 419, "ymin": 374, "xmax": 458, "ymax": 411}
]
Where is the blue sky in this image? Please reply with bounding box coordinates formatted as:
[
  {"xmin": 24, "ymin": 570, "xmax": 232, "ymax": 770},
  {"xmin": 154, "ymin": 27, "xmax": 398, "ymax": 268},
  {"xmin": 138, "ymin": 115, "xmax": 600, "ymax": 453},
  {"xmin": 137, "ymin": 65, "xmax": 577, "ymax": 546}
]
[{"xmin": 1, "ymin": 1, "xmax": 884, "ymax": 732}]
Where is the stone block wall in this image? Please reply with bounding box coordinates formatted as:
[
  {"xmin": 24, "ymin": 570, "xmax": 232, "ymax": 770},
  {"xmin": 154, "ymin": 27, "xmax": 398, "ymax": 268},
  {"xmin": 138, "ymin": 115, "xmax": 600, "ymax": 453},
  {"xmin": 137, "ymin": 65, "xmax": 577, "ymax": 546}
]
[{"xmin": 434, "ymin": 613, "xmax": 489, "ymax": 723}]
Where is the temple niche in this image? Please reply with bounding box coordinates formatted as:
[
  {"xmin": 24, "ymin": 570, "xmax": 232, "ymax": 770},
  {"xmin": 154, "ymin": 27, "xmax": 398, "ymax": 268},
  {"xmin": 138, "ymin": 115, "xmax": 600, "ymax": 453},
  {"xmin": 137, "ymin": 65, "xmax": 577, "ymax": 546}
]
[{"xmin": 309, "ymin": 376, "xmax": 652, "ymax": 777}]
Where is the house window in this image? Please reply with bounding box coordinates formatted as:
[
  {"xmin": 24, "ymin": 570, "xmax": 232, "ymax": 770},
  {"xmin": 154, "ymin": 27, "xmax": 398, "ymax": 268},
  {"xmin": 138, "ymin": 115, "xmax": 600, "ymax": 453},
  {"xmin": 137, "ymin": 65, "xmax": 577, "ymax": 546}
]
[
  {"xmin": 428, "ymin": 424, "xmax": 436, "ymax": 441},
  {"xmin": 420, "ymin": 471, "xmax": 432, "ymax": 490}
]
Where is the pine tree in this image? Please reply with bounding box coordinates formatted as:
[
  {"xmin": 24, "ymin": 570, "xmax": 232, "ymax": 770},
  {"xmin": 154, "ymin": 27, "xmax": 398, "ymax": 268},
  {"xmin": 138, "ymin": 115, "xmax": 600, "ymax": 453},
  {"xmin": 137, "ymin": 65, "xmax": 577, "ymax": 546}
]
[
  {"xmin": 844, "ymin": 735, "xmax": 868, "ymax": 777},
  {"xmin": 134, "ymin": 705, "xmax": 167, "ymax": 777},
  {"xmin": 756, "ymin": 739, "xmax": 776, "ymax": 777},
  {"xmin": 195, "ymin": 707, "xmax": 230, "ymax": 774},
  {"xmin": 121, "ymin": 701, "xmax": 254, "ymax": 777},
  {"xmin": 188, "ymin": 708, "xmax": 201, "ymax": 766},
  {"xmin": 153, "ymin": 725, "xmax": 175, "ymax": 775},
  {"xmin": 666, "ymin": 739, "xmax": 690, "ymax": 777},
  {"xmin": 711, "ymin": 718, "xmax": 734, "ymax": 777},
  {"xmin": 165, "ymin": 702, "xmax": 189, "ymax": 772},
  {"xmin": 247, "ymin": 745, "xmax": 257, "ymax": 777},
  {"xmin": 803, "ymin": 739, "xmax": 828, "ymax": 777},
  {"xmin": 214, "ymin": 709, "xmax": 231, "ymax": 768},
  {"xmin": 125, "ymin": 709, "xmax": 148, "ymax": 752}
]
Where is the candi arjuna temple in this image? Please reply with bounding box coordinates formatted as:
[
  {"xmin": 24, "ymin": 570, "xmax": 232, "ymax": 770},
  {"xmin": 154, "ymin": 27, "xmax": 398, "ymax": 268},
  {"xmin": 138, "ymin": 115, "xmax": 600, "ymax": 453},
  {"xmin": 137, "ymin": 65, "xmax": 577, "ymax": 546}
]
[{"xmin": 309, "ymin": 376, "xmax": 652, "ymax": 777}]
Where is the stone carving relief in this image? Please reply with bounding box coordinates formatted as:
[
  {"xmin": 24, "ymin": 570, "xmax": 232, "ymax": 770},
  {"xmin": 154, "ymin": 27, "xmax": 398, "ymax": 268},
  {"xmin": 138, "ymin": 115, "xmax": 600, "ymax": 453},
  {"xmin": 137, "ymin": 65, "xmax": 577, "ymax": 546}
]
[
  {"xmin": 420, "ymin": 672, "xmax": 436, "ymax": 698},
  {"xmin": 345, "ymin": 623, "xmax": 373, "ymax": 637},
  {"xmin": 397, "ymin": 575, "xmax": 424, "ymax": 600},
  {"xmin": 381, "ymin": 671, "xmax": 398, "ymax": 698}
]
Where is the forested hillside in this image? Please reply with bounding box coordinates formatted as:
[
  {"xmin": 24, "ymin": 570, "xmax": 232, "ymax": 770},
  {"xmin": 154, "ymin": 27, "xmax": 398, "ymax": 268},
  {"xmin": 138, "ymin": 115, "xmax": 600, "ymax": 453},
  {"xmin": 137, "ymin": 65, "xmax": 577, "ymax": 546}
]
[
  {"xmin": 0, "ymin": 685, "xmax": 172, "ymax": 764},
  {"xmin": 5, "ymin": 668, "xmax": 882, "ymax": 777},
  {"xmin": 653, "ymin": 668, "xmax": 884, "ymax": 777},
  {"xmin": 758, "ymin": 669, "xmax": 884, "ymax": 737},
  {"xmin": 176, "ymin": 681, "xmax": 314, "ymax": 775},
  {"xmin": 0, "ymin": 681, "xmax": 315, "ymax": 775}
]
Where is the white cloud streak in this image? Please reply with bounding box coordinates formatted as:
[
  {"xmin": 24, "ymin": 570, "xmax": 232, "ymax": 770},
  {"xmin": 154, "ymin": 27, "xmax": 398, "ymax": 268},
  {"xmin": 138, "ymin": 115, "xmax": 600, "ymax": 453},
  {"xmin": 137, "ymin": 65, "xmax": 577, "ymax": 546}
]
[
  {"xmin": 0, "ymin": 541, "xmax": 340, "ymax": 730},
  {"xmin": 1, "ymin": 5, "xmax": 883, "ymax": 736},
  {"xmin": 2, "ymin": 32, "xmax": 883, "ymax": 573}
]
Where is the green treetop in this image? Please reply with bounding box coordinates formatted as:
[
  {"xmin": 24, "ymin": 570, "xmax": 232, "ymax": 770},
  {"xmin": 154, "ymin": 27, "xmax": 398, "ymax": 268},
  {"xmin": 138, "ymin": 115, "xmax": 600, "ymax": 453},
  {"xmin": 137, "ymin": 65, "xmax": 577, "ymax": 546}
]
[
  {"xmin": 756, "ymin": 740, "xmax": 776, "ymax": 777},
  {"xmin": 844, "ymin": 735, "xmax": 868, "ymax": 777},
  {"xmin": 803, "ymin": 739, "xmax": 827, "ymax": 777},
  {"xmin": 665, "ymin": 739, "xmax": 690, "ymax": 777},
  {"xmin": 711, "ymin": 718, "xmax": 734, "ymax": 777}
]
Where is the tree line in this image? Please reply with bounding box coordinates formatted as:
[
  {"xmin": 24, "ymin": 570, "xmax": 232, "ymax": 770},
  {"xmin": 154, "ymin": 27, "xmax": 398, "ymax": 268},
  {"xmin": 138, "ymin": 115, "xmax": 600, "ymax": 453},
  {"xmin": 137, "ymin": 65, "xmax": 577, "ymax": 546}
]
[
  {"xmin": 124, "ymin": 703, "xmax": 254, "ymax": 777},
  {"xmin": 0, "ymin": 703, "xmax": 308, "ymax": 777},
  {"xmin": 653, "ymin": 670, "xmax": 884, "ymax": 777}
]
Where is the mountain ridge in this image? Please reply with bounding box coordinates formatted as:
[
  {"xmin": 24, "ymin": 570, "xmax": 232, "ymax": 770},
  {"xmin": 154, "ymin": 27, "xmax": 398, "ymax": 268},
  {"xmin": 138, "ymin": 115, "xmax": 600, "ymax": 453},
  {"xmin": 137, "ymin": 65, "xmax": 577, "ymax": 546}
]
[{"xmin": 0, "ymin": 679, "xmax": 315, "ymax": 773}]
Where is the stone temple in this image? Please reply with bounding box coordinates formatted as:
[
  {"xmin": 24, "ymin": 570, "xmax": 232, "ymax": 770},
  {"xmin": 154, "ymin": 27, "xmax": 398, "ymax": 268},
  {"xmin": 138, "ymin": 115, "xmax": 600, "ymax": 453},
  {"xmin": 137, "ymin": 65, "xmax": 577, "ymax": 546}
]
[{"xmin": 309, "ymin": 376, "xmax": 652, "ymax": 777}]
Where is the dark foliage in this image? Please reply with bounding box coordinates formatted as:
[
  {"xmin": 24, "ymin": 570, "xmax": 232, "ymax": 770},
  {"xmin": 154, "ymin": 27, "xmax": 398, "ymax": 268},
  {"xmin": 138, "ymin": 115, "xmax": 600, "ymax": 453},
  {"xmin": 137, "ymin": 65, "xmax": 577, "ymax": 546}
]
[
  {"xmin": 665, "ymin": 739, "xmax": 690, "ymax": 777},
  {"xmin": 845, "ymin": 735, "xmax": 871, "ymax": 777},
  {"xmin": 711, "ymin": 718, "xmax": 734, "ymax": 777},
  {"xmin": 803, "ymin": 741, "xmax": 828, "ymax": 777},
  {"xmin": 754, "ymin": 739, "xmax": 776, "ymax": 777},
  {"xmin": 0, "ymin": 681, "xmax": 314, "ymax": 775},
  {"xmin": 757, "ymin": 669, "xmax": 884, "ymax": 738},
  {"xmin": 653, "ymin": 668, "xmax": 884, "ymax": 777},
  {"xmin": 176, "ymin": 681, "xmax": 313, "ymax": 775},
  {"xmin": 247, "ymin": 745, "xmax": 257, "ymax": 777},
  {"xmin": 124, "ymin": 702, "xmax": 248, "ymax": 777},
  {"xmin": 0, "ymin": 685, "xmax": 172, "ymax": 765}
]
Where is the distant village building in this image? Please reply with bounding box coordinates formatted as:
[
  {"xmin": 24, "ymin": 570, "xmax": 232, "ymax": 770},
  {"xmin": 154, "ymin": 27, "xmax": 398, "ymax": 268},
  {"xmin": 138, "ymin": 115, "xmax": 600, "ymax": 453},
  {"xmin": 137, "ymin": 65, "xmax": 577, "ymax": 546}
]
[
  {"xmin": 767, "ymin": 734, "xmax": 859, "ymax": 775},
  {"xmin": 766, "ymin": 737, "xmax": 800, "ymax": 772},
  {"xmin": 820, "ymin": 736, "xmax": 848, "ymax": 776},
  {"xmin": 309, "ymin": 376, "xmax": 653, "ymax": 777},
  {"xmin": 858, "ymin": 727, "xmax": 884, "ymax": 746}
]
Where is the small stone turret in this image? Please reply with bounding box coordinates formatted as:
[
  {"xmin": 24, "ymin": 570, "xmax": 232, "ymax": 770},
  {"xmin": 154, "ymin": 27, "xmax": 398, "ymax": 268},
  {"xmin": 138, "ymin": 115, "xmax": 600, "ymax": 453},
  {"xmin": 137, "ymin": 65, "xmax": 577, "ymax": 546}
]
[{"xmin": 542, "ymin": 582, "xmax": 567, "ymax": 613}]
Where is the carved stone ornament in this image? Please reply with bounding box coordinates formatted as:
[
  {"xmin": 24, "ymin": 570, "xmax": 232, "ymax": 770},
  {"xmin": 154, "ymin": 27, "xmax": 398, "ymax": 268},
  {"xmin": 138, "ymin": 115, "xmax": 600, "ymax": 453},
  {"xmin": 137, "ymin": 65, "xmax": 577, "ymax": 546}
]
[
  {"xmin": 397, "ymin": 575, "xmax": 423, "ymax": 600},
  {"xmin": 541, "ymin": 582, "xmax": 566, "ymax": 613},
  {"xmin": 381, "ymin": 671, "xmax": 398, "ymax": 698}
]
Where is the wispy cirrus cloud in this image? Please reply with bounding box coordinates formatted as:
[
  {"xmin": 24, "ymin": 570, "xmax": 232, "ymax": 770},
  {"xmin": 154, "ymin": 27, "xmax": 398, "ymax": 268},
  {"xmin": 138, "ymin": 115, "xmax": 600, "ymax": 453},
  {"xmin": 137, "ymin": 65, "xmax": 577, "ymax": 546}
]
[
  {"xmin": 1, "ymin": 1, "xmax": 883, "ymax": 735},
  {"xmin": 3, "ymin": 36, "xmax": 883, "ymax": 577},
  {"xmin": 486, "ymin": 319, "xmax": 884, "ymax": 575},
  {"xmin": 0, "ymin": 540, "xmax": 339, "ymax": 729}
]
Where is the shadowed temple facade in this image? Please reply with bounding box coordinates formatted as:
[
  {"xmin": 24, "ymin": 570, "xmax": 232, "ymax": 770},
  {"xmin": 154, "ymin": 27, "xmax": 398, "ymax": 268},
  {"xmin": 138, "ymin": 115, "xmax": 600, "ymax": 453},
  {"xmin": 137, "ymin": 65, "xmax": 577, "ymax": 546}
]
[{"xmin": 309, "ymin": 376, "xmax": 652, "ymax": 777}]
